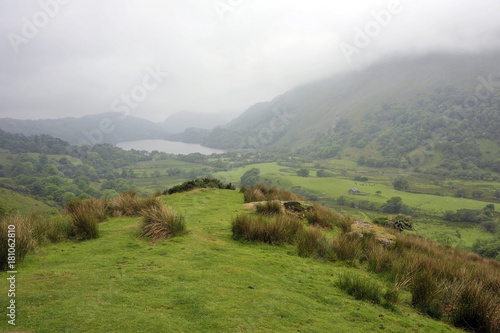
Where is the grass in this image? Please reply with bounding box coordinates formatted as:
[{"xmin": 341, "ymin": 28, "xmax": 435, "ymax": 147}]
[
  {"xmin": 139, "ymin": 205, "xmax": 186, "ymax": 240},
  {"xmin": 231, "ymin": 213, "xmax": 303, "ymax": 245},
  {"xmin": 336, "ymin": 271, "xmax": 382, "ymax": 304},
  {"xmin": 0, "ymin": 188, "xmax": 53, "ymax": 215},
  {"xmin": 215, "ymin": 162, "xmax": 498, "ymax": 214},
  {"xmin": 0, "ymin": 189, "xmax": 463, "ymax": 332},
  {"xmin": 0, "ymin": 213, "xmax": 72, "ymax": 270},
  {"xmin": 255, "ymin": 200, "xmax": 282, "ymax": 216}
]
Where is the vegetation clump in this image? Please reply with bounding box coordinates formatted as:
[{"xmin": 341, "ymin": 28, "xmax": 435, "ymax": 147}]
[
  {"xmin": 164, "ymin": 177, "xmax": 235, "ymax": 195},
  {"xmin": 107, "ymin": 190, "xmax": 162, "ymax": 216},
  {"xmin": 231, "ymin": 213, "xmax": 303, "ymax": 245},
  {"xmin": 243, "ymin": 184, "xmax": 304, "ymax": 203},
  {"xmin": 139, "ymin": 205, "xmax": 186, "ymax": 241},
  {"xmin": 0, "ymin": 213, "xmax": 72, "ymax": 270},
  {"xmin": 255, "ymin": 200, "xmax": 282, "ymax": 216}
]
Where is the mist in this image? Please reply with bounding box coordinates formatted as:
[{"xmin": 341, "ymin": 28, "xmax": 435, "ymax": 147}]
[{"xmin": 1, "ymin": 0, "xmax": 499, "ymax": 122}]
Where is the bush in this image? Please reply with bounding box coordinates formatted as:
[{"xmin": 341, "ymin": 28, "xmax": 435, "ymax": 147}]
[
  {"xmin": 140, "ymin": 205, "xmax": 186, "ymax": 240},
  {"xmin": 388, "ymin": 214, "xmax": 413, "ymax": 231},
  {"xmin": 336, "ymin": 271, "xmax": 381, "ymax": 304},
  {"xmin": 231, "ymin": 214, "xmax": 303, "ymax": 245}
]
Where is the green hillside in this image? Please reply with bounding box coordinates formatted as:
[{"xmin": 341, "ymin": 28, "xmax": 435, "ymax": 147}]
[
  {"xmin": 0, "ymin": 188, "xmax": 54, "ymax": 215},
  {"xmin": 0, "ymin": 189, "xmax": 466, "ymax": 332},
  {"xmin": 201, "ymin": 52, "xmax": 500, "ymax": 178}
]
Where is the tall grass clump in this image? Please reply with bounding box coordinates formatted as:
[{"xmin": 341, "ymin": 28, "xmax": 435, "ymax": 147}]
[
  {"xmin": 244, "ymin": 184, "xmax": 304, "ymax": 203},
  {"xmin": 305, "ymin": 203, "xmax": 353, "ymax": 232},
  {"xmin": 296, "ymin": 227, "xmax": 331, "ymax": 259},
  {"xmin": 336, "ymin": 271, "xmax": 382, "ymax": 304},
  {"xmin": 107, "ymin": 191, "xmax": 162, "ymax": 216},
  {"xmin": 68, "ymin": 206, "xmax": 100, "ymax": 240},
  {"xmin": 255, "ymin": 200, "xmax": 282, "ymax": 216},
  {"xmin": 140, "ymin": 205, "xmax": 186, "ymax": 241},
  {"xmin": 0, "ymin": 212, "xmax": 73, "ymax": 270},
  {"xmin": 231, "ymin": 213, "xmax": 303, "ymax": 245},
  {"xmin": 67, "ymin": 198, "xmax": 107, "ymax": 222},
  {"xmin": 0, "ymin": 214, "xmax": 37, "ymax": 270}
]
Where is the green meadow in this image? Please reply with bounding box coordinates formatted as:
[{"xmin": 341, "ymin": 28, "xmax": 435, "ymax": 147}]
[
  {"xmin": 0, "ymin": 189, "xmax": 462, "ymax": 333},
  {"xmin": 214, "ymin": 162, "xmax": 495, "ymax": 215}
]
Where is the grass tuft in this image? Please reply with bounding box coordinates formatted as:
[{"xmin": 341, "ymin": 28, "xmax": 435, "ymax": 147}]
[
  {"xmin": 140, "ymin": 205, "xmax": 186, "ymax": 241},
  {"xmin": 336, "ymin": 271, "xmax": 382, "ymax": 304},
  {"xmin": 231, "ymin": 213, "xmax": 303, "ymax": 245}
]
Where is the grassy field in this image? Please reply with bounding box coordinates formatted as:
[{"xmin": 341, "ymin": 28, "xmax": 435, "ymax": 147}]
[
  {"xmin": 0, "ymin": 189, "xmax": 462, "ymax": 332},
  {"xmin": 214, "ymin": 162, "xmax": 496, "ymax": 215}
]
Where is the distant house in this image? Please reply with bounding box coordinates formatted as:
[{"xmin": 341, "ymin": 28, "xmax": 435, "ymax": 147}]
[{"xmin": 348, "ymin": 188, "xmax": 360, "ymax": 195}]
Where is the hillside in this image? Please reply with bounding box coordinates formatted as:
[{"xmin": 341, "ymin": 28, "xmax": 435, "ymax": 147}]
[
  {"xmin": 195, "ymin": 52, "xmax": 500, "ymax": 175},
  {"xmin": 0, "ymin": 189, "xmax": 471, "ymax": 333},
  {"xmin": 0, "ymin": 112, "xmax": 167, "ymax": 145},
  {"xmin": 160, "ymin": 110, "xmax": 232, "ymax": 134}
]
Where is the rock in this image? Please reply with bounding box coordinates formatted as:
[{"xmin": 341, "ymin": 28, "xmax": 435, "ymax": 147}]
[{"xmin": 283, "ymin": 201, "xmax": 314, "ymax": 213}]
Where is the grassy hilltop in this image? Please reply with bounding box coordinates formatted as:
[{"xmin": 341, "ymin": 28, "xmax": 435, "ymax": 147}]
[{"xmin": 2, "ymin": 188, "xmax": 497, "ymax": 332}]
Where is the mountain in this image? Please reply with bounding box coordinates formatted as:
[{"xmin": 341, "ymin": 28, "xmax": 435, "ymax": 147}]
[
  {"xmin": 160, "ymin": 110, "xmax": 233, "ymax": 133},
  {"xmin": 201, "ymin": 51, "xmax": 500, "ymax": 152},
  {"xmin": 0, "ymin": 112, "xmax": 167, "ymax": 145}
]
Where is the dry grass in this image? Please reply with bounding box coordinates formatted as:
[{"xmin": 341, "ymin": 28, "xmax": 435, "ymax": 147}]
[
  {"xmin": 244, "ymin": 184, "xmax": 304, "ymax": 203},
  {"xmin": 305, "ymin": 203, "xmax": 353, "ymax": 233},
  {"xmin": 107, "ymin": 191, "xmax": 162, "ymax": 217},
  {"xmin": 231, "ymin": 213, "xmax": 303, "ymax": 245},
  {"xmin": 139, "ymin": 205, "xmax": 186, "ymax": 241}
]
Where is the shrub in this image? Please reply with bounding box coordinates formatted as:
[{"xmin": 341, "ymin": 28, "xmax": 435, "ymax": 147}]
[
  {"xmin": 336, "ymin": 271, "xmax": 381, "ymax": 304},
  {"xmin": 388, "ymin": 214, "xmax": 413, "ymax": 231},
  {"xmin": 255, "ymin": 200, "xmax": 282, "ymax": 216},
  {"xmin": 140, "ymin": 205, "xmax": 186, "ymax": 240},
  {"xmin": 231, "ymin": 214, "xmax": 303, "ymax": 245}
]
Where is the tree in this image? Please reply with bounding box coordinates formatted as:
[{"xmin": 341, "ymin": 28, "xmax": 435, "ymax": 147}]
[
  {"xmin": 382, "ymin": 197, "xmax": 409, "ymax": 214},
  {"xmin": 392, "ymin": 176, "xmax": 409, "ymax": 191},
  {"xmin": 297, "ymin": 168, "xmax": 310, "ymax": 177},
  {"xmin": 240, "ymin": 168, "xmax": 260, "ymax": 187},
  {"xmin": 472, "ymin": 190, "xmax": 484, "ymax": 198},
  {"xmin": 494, "ymin": 189, "xmax": 500, "ymax": 199}
]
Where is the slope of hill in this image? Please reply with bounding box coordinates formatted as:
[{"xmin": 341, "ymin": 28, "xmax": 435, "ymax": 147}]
[
  {"xmin": 0, "ymin": 112, "xmax": 167, "ymax": 145},
  {"xmin": 200, "ymin": 51, "xmax": 500, "ymax": 159},
  {"xmin": 0, "ymin": 188, "xmax": 54, "ymax": 215},
  {"xmin": 0, "ymin": 189, "xmax": 467, "ymax": 332},
  {"xmin": 160, "ymin": 110, "xmax": 232, "ymax": 133}
]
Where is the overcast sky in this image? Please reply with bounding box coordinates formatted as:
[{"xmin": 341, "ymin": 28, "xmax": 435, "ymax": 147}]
[{"xmin": 1, "ymin": 0, "xmax": 499, "ymax": 122}]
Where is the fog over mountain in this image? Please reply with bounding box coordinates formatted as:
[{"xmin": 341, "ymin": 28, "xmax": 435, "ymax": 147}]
[{"xmin": 1, "ymin": 0, "xmax": 500, "ymax": 123}]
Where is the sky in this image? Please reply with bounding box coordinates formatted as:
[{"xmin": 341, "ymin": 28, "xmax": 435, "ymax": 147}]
[{"xmin": 1, "ymin": 0, "xmax": 500, "ymax": 122}]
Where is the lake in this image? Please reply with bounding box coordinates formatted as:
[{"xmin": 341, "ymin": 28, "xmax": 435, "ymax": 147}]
[{"xmin": 116, "ymin": 139, "xmax": 225, "ymax": 155}]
